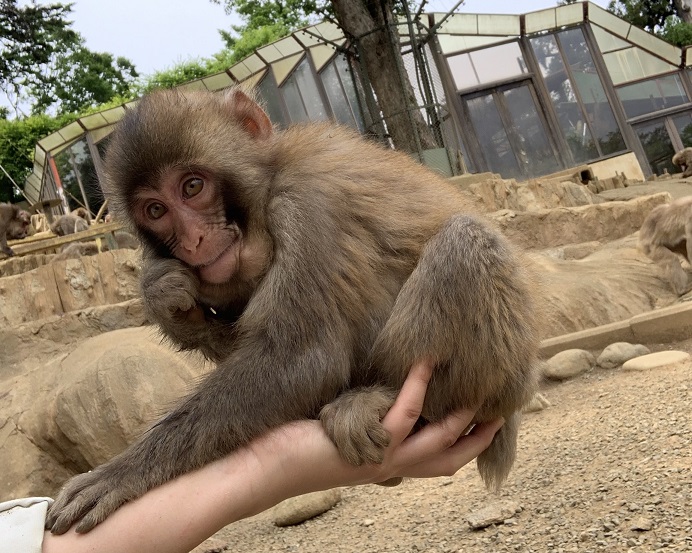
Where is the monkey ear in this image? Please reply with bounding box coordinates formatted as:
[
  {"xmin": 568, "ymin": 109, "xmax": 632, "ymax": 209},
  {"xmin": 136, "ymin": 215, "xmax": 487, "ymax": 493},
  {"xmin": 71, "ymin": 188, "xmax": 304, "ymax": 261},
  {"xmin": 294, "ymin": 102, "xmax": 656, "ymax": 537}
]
[{"xmin": 227, "ymin": 89, "xmax": 273, "ymax": 141}]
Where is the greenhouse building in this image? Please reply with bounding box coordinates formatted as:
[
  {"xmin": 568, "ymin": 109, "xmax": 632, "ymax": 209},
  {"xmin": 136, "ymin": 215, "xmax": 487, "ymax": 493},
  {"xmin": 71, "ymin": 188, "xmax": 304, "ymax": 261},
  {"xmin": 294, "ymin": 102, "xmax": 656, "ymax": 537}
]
[{"xmin": 23, "ymin": 1, "xmax": 692, "ymax": 216}]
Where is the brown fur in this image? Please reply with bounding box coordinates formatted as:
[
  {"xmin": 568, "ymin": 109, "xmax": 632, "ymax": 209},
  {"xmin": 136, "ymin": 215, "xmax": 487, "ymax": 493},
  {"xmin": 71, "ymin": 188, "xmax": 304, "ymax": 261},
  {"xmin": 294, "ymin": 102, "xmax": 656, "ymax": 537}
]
[
  {"xmin": 0, "ymin": 202, "xmax": 31, "ymax": 257},
  {"xmin": 672, "ymin": 147, "xmax": 692, "ymax": 178},
  {"xmin": 639, "ymin": 195, "xmax": 692, "ymax": 295},
  {"xmin": 50, "ymin": 213, "xmax": 89, "ymax": 236},
  {"xmin": 47, "ymin": 88, "xmax": 540, "ymax": 534}
]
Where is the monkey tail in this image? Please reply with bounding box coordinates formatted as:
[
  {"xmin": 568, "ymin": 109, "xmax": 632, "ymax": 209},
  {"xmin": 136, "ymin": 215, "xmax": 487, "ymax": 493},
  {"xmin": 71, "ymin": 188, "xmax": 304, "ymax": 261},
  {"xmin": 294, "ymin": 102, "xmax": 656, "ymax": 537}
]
[{"xmin": 476, "ymin": 411, "xmax": 520, "ymax": 492}]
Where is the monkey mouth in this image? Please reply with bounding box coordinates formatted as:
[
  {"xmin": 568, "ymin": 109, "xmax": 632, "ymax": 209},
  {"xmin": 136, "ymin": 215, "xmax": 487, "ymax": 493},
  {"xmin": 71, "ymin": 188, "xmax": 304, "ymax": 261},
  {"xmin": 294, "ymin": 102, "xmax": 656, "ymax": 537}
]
[{"xmin": 197, "ymin": 239, "xmax": 241, "ymax": 285}]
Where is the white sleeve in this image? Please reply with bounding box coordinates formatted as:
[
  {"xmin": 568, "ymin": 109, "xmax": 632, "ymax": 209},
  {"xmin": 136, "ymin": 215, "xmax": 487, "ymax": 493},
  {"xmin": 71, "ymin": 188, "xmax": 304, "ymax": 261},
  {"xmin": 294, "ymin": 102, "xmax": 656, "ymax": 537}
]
[{"xmin": 0, "ymin": 497, "xmax": 53, "ymax": 553}]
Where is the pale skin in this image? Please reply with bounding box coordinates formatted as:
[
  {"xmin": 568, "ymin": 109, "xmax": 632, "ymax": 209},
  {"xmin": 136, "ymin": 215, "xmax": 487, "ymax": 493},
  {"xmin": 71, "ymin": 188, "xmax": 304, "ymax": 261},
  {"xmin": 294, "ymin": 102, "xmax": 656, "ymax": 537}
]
[{"xmin": 42, "ymin": 361, "xmax": 503, "ymax": 553}]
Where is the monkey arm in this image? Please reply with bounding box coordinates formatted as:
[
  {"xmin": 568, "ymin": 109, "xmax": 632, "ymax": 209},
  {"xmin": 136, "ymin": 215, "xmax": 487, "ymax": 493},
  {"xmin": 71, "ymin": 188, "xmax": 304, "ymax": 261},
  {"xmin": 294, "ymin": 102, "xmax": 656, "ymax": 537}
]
[
  {"xmin": 47, "ymin": 199, "xmax": 356, "ymax": 534},
  {"xmin": 139, "ymin": 254, "xmax": 238, "ymax": 362}
]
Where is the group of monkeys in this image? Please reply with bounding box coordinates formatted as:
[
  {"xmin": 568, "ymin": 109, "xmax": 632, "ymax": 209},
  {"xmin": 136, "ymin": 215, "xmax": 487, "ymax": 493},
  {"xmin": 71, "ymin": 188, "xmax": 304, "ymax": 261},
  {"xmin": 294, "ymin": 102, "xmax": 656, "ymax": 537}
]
[
  {"xmin": 0, "ymin": 203, "xmax": 136, "ymax": 260},
  {"xmin": 0, "ymin": 87, "xmax": 687, "ymax": 535}
]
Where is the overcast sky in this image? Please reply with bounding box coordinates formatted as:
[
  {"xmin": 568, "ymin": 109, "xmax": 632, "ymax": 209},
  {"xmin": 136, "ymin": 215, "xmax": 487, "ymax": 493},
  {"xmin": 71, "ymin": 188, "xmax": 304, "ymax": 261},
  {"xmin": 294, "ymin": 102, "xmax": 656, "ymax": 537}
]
[{"xmin": 69, "ymin": 0, "xmax": 610, "ymax": 77}]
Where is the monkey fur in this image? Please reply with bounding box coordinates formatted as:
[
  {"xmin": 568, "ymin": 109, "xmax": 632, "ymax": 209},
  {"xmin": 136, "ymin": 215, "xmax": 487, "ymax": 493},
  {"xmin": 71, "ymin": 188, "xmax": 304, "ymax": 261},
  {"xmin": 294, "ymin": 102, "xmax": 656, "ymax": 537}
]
[
  {"xmin": 639, "ymin": 195, "xmax": 692, "ymax": 295},
  {"xmin": 47, "ymin": 88, "xmax": 540, "ymax": 534},
  {"xmin": 0, "ymin": 202, "xmax": 31, "ymax": 257},
  {"xmin": 50, "ymin": 211, "xmax": 89, "ymax": 236},
  {"xmin": 672, "ymin": 147, "xmax": 692, "ymax": 178}
]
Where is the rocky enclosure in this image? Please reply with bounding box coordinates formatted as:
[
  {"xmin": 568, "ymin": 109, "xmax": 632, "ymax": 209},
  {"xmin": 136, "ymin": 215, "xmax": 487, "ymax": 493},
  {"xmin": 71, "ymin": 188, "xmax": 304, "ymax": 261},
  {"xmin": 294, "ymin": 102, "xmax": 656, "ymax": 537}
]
[{"xmin": 1, "ymin": 173, "xmax": 691, "ymax": 553}]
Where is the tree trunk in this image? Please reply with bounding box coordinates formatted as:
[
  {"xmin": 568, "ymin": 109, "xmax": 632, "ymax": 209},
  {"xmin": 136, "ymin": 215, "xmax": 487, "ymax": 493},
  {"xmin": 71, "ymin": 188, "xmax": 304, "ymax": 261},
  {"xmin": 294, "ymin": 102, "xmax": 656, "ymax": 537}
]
[
  {"xmin": 331, "ymin": 0, "xmax": 438, "ymax": 153},
  {"xmin": 673, "ymin": 0, "xmax": 692, "ymax": 23}
]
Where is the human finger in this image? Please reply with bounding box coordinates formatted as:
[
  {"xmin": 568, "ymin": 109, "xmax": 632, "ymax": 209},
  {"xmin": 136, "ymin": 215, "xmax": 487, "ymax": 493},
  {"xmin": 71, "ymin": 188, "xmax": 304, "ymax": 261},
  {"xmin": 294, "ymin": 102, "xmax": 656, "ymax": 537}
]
[
  {"xmin": 399, "ymin": 418, "xmax": 505, "ymax": 479},
  {"xmin": 381, "ymin": 360, "xmax": 433, "ymax": 445}
]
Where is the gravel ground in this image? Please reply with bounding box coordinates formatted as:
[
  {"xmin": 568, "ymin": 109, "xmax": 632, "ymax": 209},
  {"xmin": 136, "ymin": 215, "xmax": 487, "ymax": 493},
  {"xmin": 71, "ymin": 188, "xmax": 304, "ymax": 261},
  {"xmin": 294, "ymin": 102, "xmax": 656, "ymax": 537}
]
[{"xmin": 209, "ymin": 341, "xmax": 691, "ymax": 553}]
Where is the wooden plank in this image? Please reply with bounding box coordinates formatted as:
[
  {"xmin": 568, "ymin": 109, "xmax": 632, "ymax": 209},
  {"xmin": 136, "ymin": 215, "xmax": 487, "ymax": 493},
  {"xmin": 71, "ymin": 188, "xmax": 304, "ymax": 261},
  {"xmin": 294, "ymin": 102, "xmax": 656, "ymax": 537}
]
[{"xmin": 8, "ymin": 222, "xmax": 125, "ymax": 256}]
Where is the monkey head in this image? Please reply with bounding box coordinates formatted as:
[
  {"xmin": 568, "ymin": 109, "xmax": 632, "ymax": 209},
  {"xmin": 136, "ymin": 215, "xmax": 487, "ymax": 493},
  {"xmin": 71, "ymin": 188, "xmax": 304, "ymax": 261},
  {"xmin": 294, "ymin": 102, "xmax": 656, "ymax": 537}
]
[
  {"xmin": 7, "ymin": 209, "xmax": 31, "ymax": 239},
  {"xmin": 104, "ymin": 88, "xmax": 274, "ymax": 286}
]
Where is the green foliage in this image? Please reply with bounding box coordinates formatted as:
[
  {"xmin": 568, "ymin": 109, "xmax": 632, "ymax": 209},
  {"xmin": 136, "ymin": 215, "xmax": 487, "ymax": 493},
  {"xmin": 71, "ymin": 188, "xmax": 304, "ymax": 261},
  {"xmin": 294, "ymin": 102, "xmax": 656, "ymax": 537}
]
[
  {"xmin": 0, "ymin": 112, "xmax": 76, "ymax": 202},
  {"xmin": 34, "ymin": 48, "xmax": 139, "ymax": 115},
  {"xmin": 659, "ymin": 17, "xmax": 692, "ymax": 46},
  {"xmin": 607, "ymin": 1, "xmax": 675, "ymax": 33},
  {"xmin": 0, "ymin": 0, "xmax": 80, "ymax": 115},
  {"xmin": 0, "ymin": 0, "xmax": 139, "ymax": 117},
  {"xmin": 215, "ymin": 0, "xmax": 324, "ymax": 63},
  {"xmin": 221, "ymin": 23, "xmax": 292, "ymax": 64}
]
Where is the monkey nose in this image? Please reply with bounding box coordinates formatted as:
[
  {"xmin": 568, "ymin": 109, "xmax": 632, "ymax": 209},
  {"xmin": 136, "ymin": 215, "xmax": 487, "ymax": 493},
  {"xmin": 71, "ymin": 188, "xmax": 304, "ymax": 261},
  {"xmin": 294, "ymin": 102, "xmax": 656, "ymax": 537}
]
[{"xmin": 181, "ymin": 232, "xmax": 204, "ymax": 253}]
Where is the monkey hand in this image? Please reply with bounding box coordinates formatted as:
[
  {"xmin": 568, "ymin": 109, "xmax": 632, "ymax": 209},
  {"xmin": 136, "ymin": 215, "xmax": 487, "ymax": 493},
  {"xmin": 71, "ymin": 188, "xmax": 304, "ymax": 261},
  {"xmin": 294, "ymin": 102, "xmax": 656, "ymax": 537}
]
[
  {"xmin": 46, "ymin": 459, "xmax": 148, "ymax": 534},
  {"xmin": 141, "ymin": 258, "xmax": 203, "ymax": 324},
  {"xmin": 320, "ymin": 386, "xmax": 397, "ymax": 466},
  {"xmin": 2, "ymin": 246, "xmax": 14, "ymax": 257}
]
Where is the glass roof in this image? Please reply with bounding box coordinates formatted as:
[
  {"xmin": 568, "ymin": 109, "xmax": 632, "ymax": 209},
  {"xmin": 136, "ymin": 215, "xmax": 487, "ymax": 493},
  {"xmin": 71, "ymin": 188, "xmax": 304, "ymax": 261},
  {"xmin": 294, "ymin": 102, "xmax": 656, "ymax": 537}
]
[{"xmin": 24, "ymin": 1, "xmax": 685, "ymax": 203}]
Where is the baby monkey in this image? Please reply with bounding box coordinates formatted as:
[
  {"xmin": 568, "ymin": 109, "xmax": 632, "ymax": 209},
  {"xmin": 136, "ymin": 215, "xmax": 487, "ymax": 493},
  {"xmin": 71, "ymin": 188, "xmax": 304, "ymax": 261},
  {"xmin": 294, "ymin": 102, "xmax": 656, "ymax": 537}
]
[{"xmin": 47, "ymin": 87, "xmax": 539, "ymax": 534}]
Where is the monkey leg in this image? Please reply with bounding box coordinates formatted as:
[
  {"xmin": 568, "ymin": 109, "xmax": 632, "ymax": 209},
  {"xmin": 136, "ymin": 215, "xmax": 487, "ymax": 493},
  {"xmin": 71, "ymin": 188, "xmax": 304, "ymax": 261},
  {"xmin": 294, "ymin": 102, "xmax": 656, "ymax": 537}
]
[
  {"xmin": 683, "ymin": 165, "xmax": 692, "ymax": 178},
  {"xmin": 319, "ymin": 386, "xmax": 397, "ymax": 466},
  {"xmin": 648, "ymin": 244, "xmax": 690, "ymax": 295},
  {"xmin": 370, "ymin": 214, "xmax": 538, "ymax": 490}
]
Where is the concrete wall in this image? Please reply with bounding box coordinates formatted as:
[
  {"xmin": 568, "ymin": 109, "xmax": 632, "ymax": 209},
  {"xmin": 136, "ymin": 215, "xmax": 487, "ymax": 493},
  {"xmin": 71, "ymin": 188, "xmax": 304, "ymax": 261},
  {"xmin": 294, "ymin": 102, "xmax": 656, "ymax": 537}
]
[{"xmin": 590, "ymin": 152, "xmax": 645, "ymax": 182}]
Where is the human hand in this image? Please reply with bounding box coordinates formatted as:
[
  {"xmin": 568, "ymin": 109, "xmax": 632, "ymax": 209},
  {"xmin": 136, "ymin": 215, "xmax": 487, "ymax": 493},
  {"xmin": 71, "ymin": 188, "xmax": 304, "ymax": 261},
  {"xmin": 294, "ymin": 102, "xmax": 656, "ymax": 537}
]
[{"xmin": 247, "ymin": 361, "xmax": 504, "ymax": 510}]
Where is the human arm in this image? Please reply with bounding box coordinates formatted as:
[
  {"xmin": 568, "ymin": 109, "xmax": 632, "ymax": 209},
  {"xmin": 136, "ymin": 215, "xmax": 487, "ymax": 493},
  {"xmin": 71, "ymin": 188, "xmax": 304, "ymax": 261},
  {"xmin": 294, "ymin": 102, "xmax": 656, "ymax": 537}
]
[{"xmin": 42, "ymin": 361, "xmax": 503, "ymax": 553}]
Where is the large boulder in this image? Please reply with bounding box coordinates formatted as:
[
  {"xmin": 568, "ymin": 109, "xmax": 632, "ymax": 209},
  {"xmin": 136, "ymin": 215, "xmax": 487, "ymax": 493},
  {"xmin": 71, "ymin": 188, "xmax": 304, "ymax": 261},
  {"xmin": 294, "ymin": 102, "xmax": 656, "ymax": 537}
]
[{"xmin": 1, "ymin": 327, "xmax": 208, "ymax": 499}]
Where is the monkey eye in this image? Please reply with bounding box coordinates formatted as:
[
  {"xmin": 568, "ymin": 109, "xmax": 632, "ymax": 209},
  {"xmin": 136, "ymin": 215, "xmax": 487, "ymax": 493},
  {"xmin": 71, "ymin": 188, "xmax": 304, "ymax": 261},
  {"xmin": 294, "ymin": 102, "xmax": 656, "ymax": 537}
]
[
  {"xmin": 183, "ymin": 177, "xmax": 204, "ymax": 198},
  {"xmin": 146, "ymin": 202, "xmax": 167, "ymax": 220}
]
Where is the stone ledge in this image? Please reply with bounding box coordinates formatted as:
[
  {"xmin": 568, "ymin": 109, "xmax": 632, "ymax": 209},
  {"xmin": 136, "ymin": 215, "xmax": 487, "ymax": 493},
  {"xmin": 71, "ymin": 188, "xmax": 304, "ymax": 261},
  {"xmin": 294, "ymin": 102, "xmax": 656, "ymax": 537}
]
[{"xmin": 540, "ymin": 302, "xmax": 692, "ymax": 357}]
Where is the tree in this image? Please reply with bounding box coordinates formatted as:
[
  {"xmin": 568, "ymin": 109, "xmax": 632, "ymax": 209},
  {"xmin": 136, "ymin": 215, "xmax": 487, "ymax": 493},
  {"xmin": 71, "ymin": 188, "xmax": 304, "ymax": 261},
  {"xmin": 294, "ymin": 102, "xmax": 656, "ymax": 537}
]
[
  {"xmin": 215, "ymin": 0, "xmax": 439, "ymax": 153},
  {"xmin": 34, "ymin": 48, "xmax": 139, "ymax": 115},
  {"xmin": 0, "ymin": 0, "xmax": 79, "ymax": 115},
  {"xmin": 0, "ymin": 0, "xmax": 139, "ymax": 116},
  {"xmin": 607, "ymin": 0, "xmax": 692, "ymax": 45},
  {"xmin": 0, "ymin": 112, "xmax": 76, "ymax": 202}
]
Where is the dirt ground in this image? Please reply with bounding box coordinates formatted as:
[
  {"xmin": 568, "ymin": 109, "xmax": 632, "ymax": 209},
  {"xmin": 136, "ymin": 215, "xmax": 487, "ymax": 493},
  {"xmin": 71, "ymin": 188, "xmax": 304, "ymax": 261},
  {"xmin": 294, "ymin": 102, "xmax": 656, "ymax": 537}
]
[{"xmin": 207, "ymin": 339, "xmax": 691, "ymax": 553}]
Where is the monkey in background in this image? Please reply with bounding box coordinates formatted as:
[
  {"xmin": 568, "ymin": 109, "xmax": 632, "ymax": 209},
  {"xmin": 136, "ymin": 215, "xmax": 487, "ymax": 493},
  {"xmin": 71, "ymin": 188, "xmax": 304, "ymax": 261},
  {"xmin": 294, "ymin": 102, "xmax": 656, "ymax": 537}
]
[
  {"xmin": 0, "ymin": 202, "xmax": 31, "ymax": 257},
  {"xmin": 639, "ymin": 195, "xmax": 692, "ymax": 295},
  {"xmin": 50, "ymin": 209, "xmax": 89, "ymax": 236},
  {"xmin": 672, "ymin": 147, "xmax": 692, "ymax": 178},
  {"xmin": 47, "ymin": 88, "xmax": 539, "ymax": 534}
]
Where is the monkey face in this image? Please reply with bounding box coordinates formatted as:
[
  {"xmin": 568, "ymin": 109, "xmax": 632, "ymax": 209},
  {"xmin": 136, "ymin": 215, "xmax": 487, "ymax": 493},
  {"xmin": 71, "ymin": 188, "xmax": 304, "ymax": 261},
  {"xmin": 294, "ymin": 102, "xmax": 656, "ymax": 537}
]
[{"xmin": 133, "ymin": 167, "xmax": 244, "ymax": 285}]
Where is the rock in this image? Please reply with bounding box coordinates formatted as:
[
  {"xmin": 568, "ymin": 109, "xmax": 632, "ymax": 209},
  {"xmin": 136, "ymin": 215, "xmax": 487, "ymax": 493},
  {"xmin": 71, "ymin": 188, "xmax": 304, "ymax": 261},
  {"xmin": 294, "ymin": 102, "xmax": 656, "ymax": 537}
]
[
  {"xmin": 562, "ymin": 241, "xmax": 601, "ymax": 260},
  {"xmin": 272, "ymin": 489, "xmax": 342, "ymax": 527},
  {"xmin": 2, "ymin": 327, "xmax": 208, "ymax": 497},
  {"xmin": 630, "ymin": 516, "xmax": 654, "ymax": 531},
  {"xmin": 190, "ymin": 537, "xmax": 228, "ymax": 552},
  {"xmin": 597, "ymin": 342, "xmax": 651, "ymax": 369},
  {"xmin": 543, "ymin": 349, "xmax": 595, "ymax": 381},
  {"xmin": 493, "ymin": 193, "xmax": 669, "ymax": 250},
  {"xmin": 622, "ymin": 350, "xmax": 691, "ymax": 371},
  {"xmin": 523, "ymin": 392, "xmax": 551, "ymax": 413},
  {"xmin": 466, "ymin": 500, "xmax": 522, "ymax": 530}
]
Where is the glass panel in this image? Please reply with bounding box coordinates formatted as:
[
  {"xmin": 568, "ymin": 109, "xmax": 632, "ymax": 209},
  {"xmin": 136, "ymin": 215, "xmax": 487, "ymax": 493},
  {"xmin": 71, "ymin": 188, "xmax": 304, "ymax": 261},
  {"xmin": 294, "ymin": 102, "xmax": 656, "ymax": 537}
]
[
  {"xmin": 591, "ymin": 25, "xmax": 630, "ymax": 54},
  {"xmin": 603, "ymin": 48, "xmax": 678, "ymax": 85},
  {"xmin": 617, "ymin": 74, "xmax": 689, "ymax": 119},
  {"xmin": 626, "ymin": 24, "xmax": 680, "ymax": 66},
  {"xmin": 635, "ymin": 120, "xmax": 676, "ymax": 175},
  {"xmin": 502, "ymin": 86, "xmax": 561, "ymax": 177},
  {"xmin": 558, "ymin": 28, "xmax": 626, "ymax": 155},
  {"xmin": 281, "ymin": 78, "xmax": 309, "ymax": 122},
  {"xmin": 289, "ymin": 57, "xmax": 328, "ymax": 121},
  {"xmin": 53, "ymin": 139, "xmax": 104, "ymax": 215},
  {"xmin": 530, "ymin": 34, "xmax": 598, "ymax": 163},
  {"xmin": 280, "ymin": 57, "xmax": 328, "ymax": 123},
  {"xmin": 525, "ymin": 8, "xmax": 557, "ymax": 35},
  {"xmin": 466, "ymin": 94, "xmax": 521, "ymax": 179},
  {"xmin": 447, "ymin": 42, "xmax": 527, "ymax": 91},
  {"xmin": 672, "ymin": 112, "xmax": 692, "ymax": 146},
  {"xmin": 256, "ymin": 73, "xmax": 289, "ymax": 128}
]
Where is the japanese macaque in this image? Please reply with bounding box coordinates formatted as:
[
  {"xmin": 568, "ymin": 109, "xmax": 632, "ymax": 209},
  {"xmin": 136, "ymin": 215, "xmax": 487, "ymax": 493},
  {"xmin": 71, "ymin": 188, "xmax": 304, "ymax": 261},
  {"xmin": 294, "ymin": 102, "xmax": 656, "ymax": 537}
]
[
  {"xmin": 639, "ymin": 195, "xmax": 692, "ymax": 295},
  {"xmin": 672, "ymin": 147, "xmax": 692, "ymax": 178},
  {"xmin": 0, "ymin": 202, "xmax": 31, "ymax": 257},
  {"xmin": 47, "ymin": 88, "xmax": 540, "ymax": 534},
  {"xmin": 50, "ymin": 209, "xmax": 89, "ymax": 236}
]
